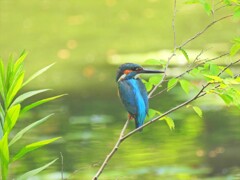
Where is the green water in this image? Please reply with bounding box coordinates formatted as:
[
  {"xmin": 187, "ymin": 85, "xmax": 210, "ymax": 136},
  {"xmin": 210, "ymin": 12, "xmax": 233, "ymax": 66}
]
[{"xmin": 1, "ymin": 0, "xmax": 240, "ymax": 179}]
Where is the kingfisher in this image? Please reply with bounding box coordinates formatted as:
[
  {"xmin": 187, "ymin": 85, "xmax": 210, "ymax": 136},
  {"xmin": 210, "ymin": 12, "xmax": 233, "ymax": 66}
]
[{"xmin": 116, "ymin": 63, "xmax": 164, "ymax": 129}]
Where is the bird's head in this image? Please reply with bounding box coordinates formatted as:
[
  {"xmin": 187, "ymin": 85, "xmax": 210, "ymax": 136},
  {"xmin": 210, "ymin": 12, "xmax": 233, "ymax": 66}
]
[{"xmin": 116, "ymin": 63, "xmax": 164, "ymax": 82}]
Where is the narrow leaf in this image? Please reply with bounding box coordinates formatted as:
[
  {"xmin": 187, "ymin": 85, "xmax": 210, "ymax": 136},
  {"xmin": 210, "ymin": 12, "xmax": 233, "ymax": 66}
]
[
  {"xmin": 179, "ymin": 48, "xmax": 190, "ymax": 62},
  {"xmin": 6, "ymin": 56, "xmax": 14, "ymax": 90},
  {"xmin": 180, "ymin": 79, "xmax": 190, "ymax": 94},
  {"xmin": 11, "ymin": 89, "xmax": 51, "ymax": 107},
  {"xmin": 13, "ymin": 52, "xmax": 27, "ymax": 74},
  {"xmin": 204, "ymin": 74, "xmax": 223, "ymax": 83},
  {"xmin": 230, "ymin": 43, "xmax": 240, "ymax": 56},
  {"xmin": 9, "ymin": 114, "xmax": 54, "ymax": 146},
  {"xmin": 0, "ymin": 133, "xmax": 9, "ymax": 180},
  {"xmin": 17, "ymin": 158, "xmax": 58, "ymax": 180},
  {"xmin": 164, "ymin": 116, "xmax": 175, "ymax": 130},
  {"xmin": 193, "ymin": 106, "xmax": 203, "ymax": 117},
  {"xmin": 12, "ymin": 137, "xmax": 61, "ymax": 162},
  {"xmin": 6, "ymin": 72, "xmax": 24, "ymax": 108},
  {"xmin": 21, "ymin": 94, "xmax": 66, "ymax": 114},
  {"xmin": 0, "ymin": 103, "xmax": 4, "ymax": 137},
  {"xmin": 3, "ymin": 104, "xmax": 21, "ymax": 134},
  {"xmin": 23, "ymin": 63, "xmax": 55, "ymax": 86},
  {"xmin": 167, "ymin": 78, "xmax": 178, "ymax": 91},
  {"xmin": 0, "ymin": 60, "xmax": 5, "ymax": 99}
]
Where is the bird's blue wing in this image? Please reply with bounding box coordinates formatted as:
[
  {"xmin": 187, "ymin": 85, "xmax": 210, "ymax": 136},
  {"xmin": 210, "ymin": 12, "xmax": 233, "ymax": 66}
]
[
  {"xmin": 136, "ymin": 79, "xmax": 149, "ymax": 114},
  {"xmin": 118, "ymin": 80, "xmax": 137, "ymax": 116}
]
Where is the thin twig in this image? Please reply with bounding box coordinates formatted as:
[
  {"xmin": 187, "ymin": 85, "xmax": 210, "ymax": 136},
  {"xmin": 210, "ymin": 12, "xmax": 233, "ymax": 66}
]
[
  {"xmin": 177, "ymin": 14, "xmax": 233, "ymax": 49},
  {"xmin": 150, "ymin": 52, "xmax": 229, "ymax": 98},
  {"xmin": 60, "ymin": 152, "xmax": 64, "ymax": 180},
  {"xmin": 148, "ymin": 0, "xmax": 177, "ymax": 98},
  {"xmin": 92, "ymin": 119, "xmax": 129, "ymax": 180}
]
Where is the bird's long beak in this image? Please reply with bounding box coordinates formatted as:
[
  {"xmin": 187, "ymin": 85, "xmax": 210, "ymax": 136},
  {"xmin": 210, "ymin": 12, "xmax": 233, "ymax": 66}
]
[{"xmin": 139, "ymin": 69, "xmax": 164, "ymax": 74}]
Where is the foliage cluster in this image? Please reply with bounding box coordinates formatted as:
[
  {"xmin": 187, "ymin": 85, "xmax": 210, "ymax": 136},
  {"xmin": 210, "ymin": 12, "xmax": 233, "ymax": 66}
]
[{"xmin": 0, "ymin": 52, "xmax": 63, "ymax": 180}]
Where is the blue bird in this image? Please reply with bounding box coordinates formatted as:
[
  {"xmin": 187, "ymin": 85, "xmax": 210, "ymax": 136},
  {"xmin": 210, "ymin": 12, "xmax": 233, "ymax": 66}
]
[{"xmin": 116, "ymin": 63, "xmax": 164, "ymax": 129}]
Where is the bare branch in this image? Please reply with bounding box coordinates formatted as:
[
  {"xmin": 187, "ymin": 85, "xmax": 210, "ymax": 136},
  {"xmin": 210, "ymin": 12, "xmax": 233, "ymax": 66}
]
[
  {"xmin": 150, "ymin": 52, "xmax": 229, "ymax": 99},
  {"xmin": 177, "ymin": 14, "xmax": 233, "ymax": 49},
  {"xmin": 92, "ymin": 119, "xmax": 129, "ymax": 180}
]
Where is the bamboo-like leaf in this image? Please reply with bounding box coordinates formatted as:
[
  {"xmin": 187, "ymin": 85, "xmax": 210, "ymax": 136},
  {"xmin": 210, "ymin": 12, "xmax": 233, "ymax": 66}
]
[
  {"xmin": 11, "ymin": 89, "xmax": 51, "ymax": 107},
  {"xmin": 6, "ymin": 72, "xmax": 24, "ymax": 108},
  {"xmin": 9, "ymin": 114, "xmax": 54, "ymax": 146},
  {"xmin": 193, "ymin": 106, "xmax": 203, "ymax": 117},
  {"xmin": 13, "ymin": 51, "xmax": 27, "ymax": 73},
  {"xmin": 17, "ymin": 158, "xmax": 58, "ymax": 180},
  {"xmin": 180, "ymin": 79, "xmax": 191, "ymax": 94},
  {"xmin": 23, "ymin": 63, "xmax": 55, "ymax": 87},
  {"xmin": 12, "ymin": 137, "xmax": 61, "ymax": 162},
  {"xmin": 0, "ymin": 103, "xmax": 4, "ymax": 135},
  {"xmin": 167, "ymin": 78, "xmax": 178, "ymax": 91},
  {"xmin": 0, "ymin": 133, "xmax": 9, "ymax": 180},
  {"xmin": 6, "ymin": 56, "xmax": 14, "ymax": 91},
  {"xmin": 21, "ymin": 94, "xmax": 66, "ymax": 114},
  {"xmin": 0, "ymin": 59, "xmax": 5, "ymax": 99},
  {"xmin": 3, "ymin": 104, "xmax": 21, "ymax": 134}
]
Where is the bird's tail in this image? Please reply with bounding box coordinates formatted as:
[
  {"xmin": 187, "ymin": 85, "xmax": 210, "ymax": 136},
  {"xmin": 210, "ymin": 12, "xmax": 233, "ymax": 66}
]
[{"xmin": 135, "ymin": 117, "xmax": 144, "ymax": 132}]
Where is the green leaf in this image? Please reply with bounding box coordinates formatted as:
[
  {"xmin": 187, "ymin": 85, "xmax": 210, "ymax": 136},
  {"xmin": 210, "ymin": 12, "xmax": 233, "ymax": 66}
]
[
  {"xmin": 204, "ymin": 74, "xmax": 223, "ymax": 83},
  {"xmin": 12, "ymin": 137, "xmax": 61, "ymax": 162},
  {"xmin": 185, "ymin": 0, "xmax": 212, "ymax": 15},
  {"xmin": 6, "ymin": 72, "xmax": 24, "ymax": 108},
  {"xmin": 203, "ymin": 2, "xmax": 212, "ymax": 15},
  {"xmin": 219, "ymin": 66, "xmax": 233, "ymax": 77},
  {"xmin": 23, "ymin": 63, "xmax": 55, "ymax": 87},
  {"xmin": 149, "ymin": 75, "xmax": 163, "ymax": 86},
  {"xmin": 144, "ymin": 82, "xmax": 153, "ymax": 92},
  {"xmin": 17, "ymin": 158, "xmax": 58, "ymax": 180},
  {"xmin": 179, "ymin": 48, "xmax": 190, "ymax": 62},
  {"xmin": 223, "ymin": 78, "xmax": 240, "ymax": 85},
  {"xmin": 13, "ymin": 51, "xmax": 27, "ymax": 73},
  {"xmin": 209, "ymin": 64, "xmax": 220, "ymax": 76},
  {"xmin": 21, "ymin": 94, "xmax": 66, "ymax": 114},
  {"xmin": 3, "ymin": 104, "xmax": 21, "ymax": 134},
  {"xmin": 0, "ymin": 103, "xmax": 4, "ymax": 137},
  {"xmin": 163, "ymin": 116, "xmax": 175, "ymax": 130},
  {"xmin": 180, "ymin": 79, "xmax": 191, "ymax": 94},
  {"xmin": 193, "ymin": 106, "xmax": 203, "ymax": 117},
  {"xmin": 233, "ymin": 7, "xmax": 240, "ymax": 19},
  {"xmin": 0, "ymin": 59, "xmax": 6, "ymax": 99},
  {"xmin": 9, "ymin": 114, "xmax": 54, "ymax": 146},
  {"xmin": 0, "ymin": 133, "xmax": 9, "ymax": 180},
  {"xmin": 6, "ymin": 56, "xmax": 14, "ymax": 91},
  {"xmin": 230, "ymin": 43, "xmax": 240, "ymax": 56},
  {"xmin": 11, "ymin": 89, "xmax": 51, "ymax": 107},
  {"xmin": 167, "ymin": 78, "xmax": 178, "ymax": 91},
  {"xmin": 219, "ymin": 94, "xmax": 233, "ymax": 105}
]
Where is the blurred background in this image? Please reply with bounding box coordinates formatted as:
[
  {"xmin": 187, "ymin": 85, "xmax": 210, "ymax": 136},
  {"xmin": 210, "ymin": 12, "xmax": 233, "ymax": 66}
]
[{"xmin": 0, "ymin": 0, "xmax": 240, "ymax": 179}]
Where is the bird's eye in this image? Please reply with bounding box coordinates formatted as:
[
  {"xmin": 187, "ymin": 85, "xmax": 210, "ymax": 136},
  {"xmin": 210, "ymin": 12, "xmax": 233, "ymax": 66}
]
[{"xmin": 135, "ymin": 67, "xmax": 142, "ymax": 71}]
